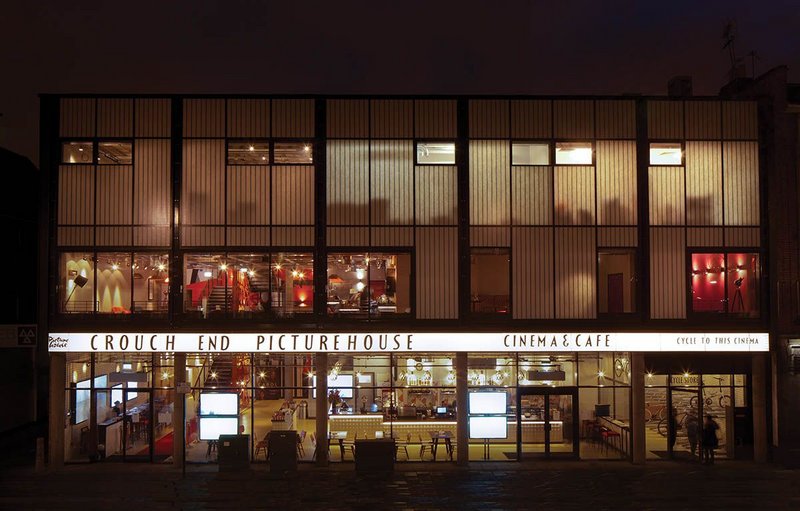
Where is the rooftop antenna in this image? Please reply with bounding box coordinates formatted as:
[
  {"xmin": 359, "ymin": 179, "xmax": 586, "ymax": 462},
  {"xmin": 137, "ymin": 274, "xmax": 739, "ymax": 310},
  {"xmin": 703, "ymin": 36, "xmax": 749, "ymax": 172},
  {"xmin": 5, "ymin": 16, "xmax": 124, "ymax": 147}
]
[{"xmin": 722, "ymin": 20, "xmax": 737, "ymax": 69}]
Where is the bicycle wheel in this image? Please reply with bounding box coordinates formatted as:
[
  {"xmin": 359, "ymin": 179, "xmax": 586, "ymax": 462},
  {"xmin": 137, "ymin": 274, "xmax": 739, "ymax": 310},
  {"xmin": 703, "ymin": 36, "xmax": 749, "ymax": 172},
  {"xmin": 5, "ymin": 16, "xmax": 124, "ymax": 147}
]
[
  {"xmin": 689, "ymin": 395, "xmax": 698, "ymax": 408},
  {"xmin": 644, "ymin": 408, "xmax": 653, "ymax": 423},
  {"xmin": 719, "ymin": 395, "xmax": 732, "ymax": 407},
  {"xmin": 657, "ymin": 418, "xmax": 668, "ymax": 437}
]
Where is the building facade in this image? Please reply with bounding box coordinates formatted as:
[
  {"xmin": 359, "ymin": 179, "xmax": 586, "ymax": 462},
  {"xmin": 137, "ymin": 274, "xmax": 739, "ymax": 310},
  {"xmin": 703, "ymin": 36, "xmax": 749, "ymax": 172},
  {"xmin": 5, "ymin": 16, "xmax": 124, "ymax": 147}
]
[{"xmin": 41, "ymin": 95, "xmax": 770, "ymax": 467}]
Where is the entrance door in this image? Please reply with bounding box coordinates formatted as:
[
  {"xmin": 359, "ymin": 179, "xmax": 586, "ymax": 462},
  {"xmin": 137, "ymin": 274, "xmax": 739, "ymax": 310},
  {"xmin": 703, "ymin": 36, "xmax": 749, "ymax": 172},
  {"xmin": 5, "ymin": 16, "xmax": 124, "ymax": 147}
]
[
  {"xmin": 517, "ymin": 388, "xmax": 578, "ymax": 459},
  {"xmin": 607, "ymin": 273, "xmax": 624, "ymax": 313},
  {"xmin": 122, "ymin": 389, "xmax": 152, "ymax": 462},
  {"xmin": 667, "ymin": 387, "xmax": 700, "ymax": 461}
]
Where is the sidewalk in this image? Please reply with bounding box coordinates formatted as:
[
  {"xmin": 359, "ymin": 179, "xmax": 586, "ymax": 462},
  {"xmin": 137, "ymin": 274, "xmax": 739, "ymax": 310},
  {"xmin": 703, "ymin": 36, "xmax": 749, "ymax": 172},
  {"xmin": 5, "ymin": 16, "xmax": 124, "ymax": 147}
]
[{"xmin": 1, "ymin": 460, "xmax": 798, "ymax": 510}]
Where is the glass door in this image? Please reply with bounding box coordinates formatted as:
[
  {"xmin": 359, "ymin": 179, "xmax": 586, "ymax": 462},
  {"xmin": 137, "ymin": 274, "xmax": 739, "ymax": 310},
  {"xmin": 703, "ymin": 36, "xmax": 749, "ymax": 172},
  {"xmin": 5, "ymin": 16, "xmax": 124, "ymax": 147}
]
[
  {"xmin": 667, "ymin": 386, "xmax": 700, "ymax": 461},
  {"xmin": 122, "ymin": 389, "xmax": 152, "ymax": 462},
  {"xmin": 517, "ymin": 388, "xmax": 578, "ymax": 459}
]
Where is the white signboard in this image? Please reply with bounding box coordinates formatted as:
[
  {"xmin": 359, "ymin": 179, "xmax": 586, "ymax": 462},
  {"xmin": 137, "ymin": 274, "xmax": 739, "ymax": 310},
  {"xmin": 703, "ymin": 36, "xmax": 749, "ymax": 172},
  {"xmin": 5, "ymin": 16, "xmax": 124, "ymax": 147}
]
[
  {"xmin": 469, "ymin": 392, "xmax": 507, "ymax": 414},
  {"xmin": 200, "ymin": 393, "xmax": 238, "ymax": 416},
  {"xmin": 47, "ymin": 332, "xmax": 769, "ymax": 353},
  {"xmin": 469, "ymin": 416, "xmax": 508, "ymax": 439},
  {"xmin": 199, "ymin": 417, "xmax": 238, "ymax": 441}
]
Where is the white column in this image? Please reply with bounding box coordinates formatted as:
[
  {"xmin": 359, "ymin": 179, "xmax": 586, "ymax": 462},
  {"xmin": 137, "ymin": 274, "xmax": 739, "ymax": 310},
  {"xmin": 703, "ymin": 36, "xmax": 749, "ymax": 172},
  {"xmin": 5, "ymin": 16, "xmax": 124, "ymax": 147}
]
[{"xmin": 315, "ymin": 353, "xmax": 329, "ymax": 466}]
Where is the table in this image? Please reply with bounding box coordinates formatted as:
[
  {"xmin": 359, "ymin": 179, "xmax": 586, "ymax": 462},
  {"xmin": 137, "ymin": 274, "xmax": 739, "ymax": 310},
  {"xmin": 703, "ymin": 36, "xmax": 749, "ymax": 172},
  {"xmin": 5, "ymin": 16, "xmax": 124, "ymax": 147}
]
[
  {"xmin": 328, "ymin": 431, "xmax": 348, "ymax": 460},
  {"xmin": 428, "ymin": 431, "xmax": 453, "ymax": 461}
]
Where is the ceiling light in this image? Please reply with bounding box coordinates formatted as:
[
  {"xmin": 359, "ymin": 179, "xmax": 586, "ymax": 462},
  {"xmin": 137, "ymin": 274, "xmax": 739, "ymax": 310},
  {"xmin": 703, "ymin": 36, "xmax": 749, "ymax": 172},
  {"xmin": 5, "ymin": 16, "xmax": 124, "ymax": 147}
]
[
  {"xmin": 157, "ymin": 263, "xmax": 166, "ymax": 271},
  {"xmin": 111, "ymin": 264, "xmax": 119, "ymax": 271},
  {"xmin": 248, "ymin": 145, "xmax": 255, "ymax": 151},
  {"xmin": 219, "ymin": 264, "xmax": 227, "ymax": 270}
]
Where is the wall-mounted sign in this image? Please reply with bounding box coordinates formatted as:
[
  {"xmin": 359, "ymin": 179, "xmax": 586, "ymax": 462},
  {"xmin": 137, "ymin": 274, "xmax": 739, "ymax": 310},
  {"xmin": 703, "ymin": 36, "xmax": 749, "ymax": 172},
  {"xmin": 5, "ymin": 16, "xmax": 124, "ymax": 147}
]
[{"xmin": 47, "ymin": 332, "xmax": 769, "ymax": 354}]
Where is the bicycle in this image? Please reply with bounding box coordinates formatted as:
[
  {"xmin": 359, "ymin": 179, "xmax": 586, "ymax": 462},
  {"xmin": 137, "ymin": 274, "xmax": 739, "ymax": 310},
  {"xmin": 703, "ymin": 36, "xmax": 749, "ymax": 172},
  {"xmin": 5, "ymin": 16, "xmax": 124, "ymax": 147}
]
[
  {"xmin": 657, "ymin": 410, "xmax": 693, "ymax": 437},
  {"xmin": 689, "ymin": 376, "xmax": 733, "ymax": 408},
  {"xmin": 614, "ymin": 358, "xmax": 630, "ymax": 379},
  {"xmin": 644, "ymin": 403, "xmax": 666, "ymax": 423}
]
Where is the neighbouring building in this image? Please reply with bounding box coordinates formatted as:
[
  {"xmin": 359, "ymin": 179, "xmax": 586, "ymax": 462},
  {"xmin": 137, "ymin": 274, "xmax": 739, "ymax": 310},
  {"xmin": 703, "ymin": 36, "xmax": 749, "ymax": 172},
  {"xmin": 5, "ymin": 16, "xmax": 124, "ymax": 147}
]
[{"xmin": 41, "ymin": 92, "xmax": 773, "ymax": 467}]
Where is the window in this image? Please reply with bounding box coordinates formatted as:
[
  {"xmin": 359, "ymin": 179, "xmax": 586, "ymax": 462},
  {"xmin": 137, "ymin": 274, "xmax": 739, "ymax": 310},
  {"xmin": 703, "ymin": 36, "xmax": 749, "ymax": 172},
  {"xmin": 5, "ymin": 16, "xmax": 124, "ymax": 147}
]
[
  {"xmin": 60, "ymin": 253, "xmax": 94, "ymax": 313},
  {"xmin": 97, "ymin": 141, "xmax": 132, "ymax": 164},
  {"xmin": 649, "ymin": 142, "xmax": 682, "ymax": 165},
  {"xmin": 512, "ymin": 142, "xmax": 549, "ymax": 165},
  {"xmin": 227, "ymin": 141, "xmax": 269, "ymax": 165},
  {"xmin": 690, "ymin": 251, "xmax": 760, "ymax": 316},
  {"xmin": 183, "ymin": 252, "xmax": 313, "ymax": 318},
  {"xmin": 555, "ymin": 142, "xmax": 592, "ymax": 165},
  {"xmin": 61, "ymin": 141, "xmax": 94, "ymax": 164},
  {"xmin": 470, "ymin": 248, "xmax": 510, "ymax": 315},
  {"xmin": 274, "ymin": 141, "xmax": 313, "ymax": 164},
  {"xmin": 598, "ymin": 249, "xmax": 637, "ymax": 314},
  {"xmin": 416, "ymin": 141, "xmax": 456, "ymax": 165},
  {"xmin": 327, "ymin": 253, "xmax": 411, "ymax": 318}
]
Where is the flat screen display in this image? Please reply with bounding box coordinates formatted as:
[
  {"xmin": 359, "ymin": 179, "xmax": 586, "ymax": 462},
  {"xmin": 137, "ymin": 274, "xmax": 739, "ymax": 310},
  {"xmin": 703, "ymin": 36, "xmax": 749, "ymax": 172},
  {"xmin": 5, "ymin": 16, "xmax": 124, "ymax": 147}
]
[
  {"xmin": 199, "ymin": 417, "xmax": 239, "ymax": 440},
  {"xmin": 200, "ymin": 393, "xmax": 238, "ymax": 416},
  {"xmin": 469, "ymin": 416, "xmax": 508, "ymax": 439},
  {"xmin": 437, "ymin": 407, "xmax": 447, "ymax": 414},
  {"xmin": 469, "ymin": 391, "xmax": 507, "ymax": 414},
  {"xmin": 312, "ymin": 374, "xmax": 354, "ymax": 399}
]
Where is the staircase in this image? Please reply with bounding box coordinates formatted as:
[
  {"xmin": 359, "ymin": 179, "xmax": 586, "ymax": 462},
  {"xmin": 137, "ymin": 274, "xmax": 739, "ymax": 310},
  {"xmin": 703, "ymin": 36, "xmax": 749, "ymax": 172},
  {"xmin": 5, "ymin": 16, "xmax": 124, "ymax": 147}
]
[
  {"xmin": 206, "ymin": 285, "xmax": 232, "ymax": 313},
  {"xmin": 204, "ymin": 356, "xmax": 233, "ymax": 387},
  {"xmin": 248, "ymin": 274, "xmax": 271, "ymax": 293}
]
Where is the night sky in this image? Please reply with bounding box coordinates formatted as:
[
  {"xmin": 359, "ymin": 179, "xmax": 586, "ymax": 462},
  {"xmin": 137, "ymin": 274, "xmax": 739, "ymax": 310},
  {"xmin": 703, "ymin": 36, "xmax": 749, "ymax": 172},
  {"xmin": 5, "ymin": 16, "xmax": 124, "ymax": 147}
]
[{"xmin": 1, "ymin": 1, "xmax": 798, "ymax": 165}]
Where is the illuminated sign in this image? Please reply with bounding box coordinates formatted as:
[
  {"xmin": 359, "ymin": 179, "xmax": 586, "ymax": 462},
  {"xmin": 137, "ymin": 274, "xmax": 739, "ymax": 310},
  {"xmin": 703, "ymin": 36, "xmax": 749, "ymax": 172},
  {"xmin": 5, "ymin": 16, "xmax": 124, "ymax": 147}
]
[{"xmin": 47, "ymin": 332, "xmax": 769, "ymax": 353}]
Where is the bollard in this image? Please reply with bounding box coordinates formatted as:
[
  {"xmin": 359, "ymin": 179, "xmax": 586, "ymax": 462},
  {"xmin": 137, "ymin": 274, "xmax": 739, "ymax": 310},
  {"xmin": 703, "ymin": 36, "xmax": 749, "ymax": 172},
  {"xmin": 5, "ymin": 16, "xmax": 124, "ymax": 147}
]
[{"xmin": 35, "ymin": 437, "xmax": 45, "ymax": 472}]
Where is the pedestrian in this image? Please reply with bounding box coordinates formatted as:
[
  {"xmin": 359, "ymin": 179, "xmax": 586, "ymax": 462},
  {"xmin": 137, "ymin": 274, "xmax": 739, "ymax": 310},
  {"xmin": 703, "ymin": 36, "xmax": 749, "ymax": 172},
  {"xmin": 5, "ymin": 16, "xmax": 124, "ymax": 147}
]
[
  {"xmin": 685, "ymin": 413, "xmax": 699, "ymax": 458},
  {"xmin": 702, "ymin": 414, "xmax": 720, "ymax": 464}
]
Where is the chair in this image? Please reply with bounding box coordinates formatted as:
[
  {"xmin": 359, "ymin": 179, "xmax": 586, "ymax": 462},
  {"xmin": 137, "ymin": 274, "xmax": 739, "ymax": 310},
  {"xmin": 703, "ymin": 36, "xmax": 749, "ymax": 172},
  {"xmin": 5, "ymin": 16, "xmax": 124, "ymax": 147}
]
[
  {"xmin": 254, "ymin": 433, "xmax": 269, "ymax": 460},
  {"xmin": 601, "ymin": 428, "xmax": 621, "ymax": 455},
  {"xmin": 418, "ymin": 434, "xmax": 434, "ymax": 460},
  {"xmin": 393, "ymin": 433, "xmax": 410, "ymax": 460},
  {"xmin": 341, "ymin": 434, "xmax": 357, "ymax": 459}
]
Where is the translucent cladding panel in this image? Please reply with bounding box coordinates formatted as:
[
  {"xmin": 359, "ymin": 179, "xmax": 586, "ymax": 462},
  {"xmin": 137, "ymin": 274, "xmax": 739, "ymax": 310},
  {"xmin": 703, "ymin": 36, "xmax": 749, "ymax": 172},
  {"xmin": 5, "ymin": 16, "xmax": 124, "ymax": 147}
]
[
  {"xmin": 416, "ymin": 228, "xmax": 458, "ymax": 319},
  {"xmin": 416, "ymin": 142, "xmax": 455, "ymax": 165},
  {"xmin": 370, "ymin": 140, "xmax": 413, "ymax": 225},
  {"xmin": 60, "ymin": 98, "xmax": 95, "ymax": 137},
  {"xmin": 723, "ymin": 142, "xmax": 760, "ymax": 226},
  {"xmin": 512, "ymin": 227, "xmax": 554, "ymax": 319},
  {"xmin": 274, "ymin": 141, "xmax": 313, "ymax": 164},
  {"xmin": 227, "ymin": 141, "xmax": 269, "ymax": 165},
  {"xmin": 134, "ymin": 139, "xmax": 171, "ymax": 228},
  {"xmin": 512, "ymin": 142, "xmax": 549, "ymax": 165},
  {"xmin": 510, "ymin": 100, "xmax": 552, "ymax": 138},
  {"xmin": 512, "ymin": 167, "xmax": 552, "ymax": 225},
  {"xmin": 691, "ymin": 253, "xmax": 726, "ymax": 313},
  {"xmin": 685, "ymin": 141, "xmax": 722, "ymax": 225},
  {"xmin": 470, "ymin": 249, "xmax": 510, "ymax": 315},
  {"xmin": 649, "ymin": 143, "xmax": 682, "ymax": 166},
  {"xmin": 650, "ymin": 228, "xmax": 686, "ymax": 319},
  {"xmin": 727, "ymin": 253, "xmax": 760, "ymax": 317},
  {"xmin": 62, "ymin": 141, "xmax": 94, "ymax": 164},
  {"xmin": 60, "ymin": 253, "xmax": 94, "ymax": 313},
  {"xmin": 371, "ymin": 99, "xmax": 413, "ymax": 138},
  {"xmin": 596, "ymin": 140, "xmax": 637, "ymax": 225},
  {"xmin": 415, "ymin": 166, "xmax": 457, "ymax": 225},
  {"xmin": 98, "ymin": 142, "xmax": 132, "ymax": 165},
  {"xmin": 183, "ymin": 99, "xmax": 225, "ymax": 137},
  {"xmin": 227, "ymin": 166, "xmax": 270, "ymax": 225},
  {"xmin": 555, "ymin": 142, "xmax": 592, "ymax": 165},
  {"xmin": 132, "ymin": 253, "xmax": 169, "ymax": 314},
  {"xmin": 226, "ymin": 99, "xmax": 270, "ymax": 138},
  {"xmin": 598, "ymin": 249, "xmax": 636, "ymax": 314},
  {"xmin": 648, "ymin": 167, "xmax": 685, "ymax": 225},
  {"xmin": 555, "ymin": 228, "xmax": 596, "ymax": 318},
  {"xmin": 470, "ymin": 140, "xmax": 510, "ymax": 225},
  {"xmin": 96, "ymin": 252, "xmax": 132, "ymax": 313},
  {"xmin": 327, "ymin": 140, "xmax": 369, "ymax": 225},
  {"xmin": 96, "ymin": 165, "xmax": 133, "ymax": 225},
  {"xmin": 468, "ymin": 99, "xmax": 509, "ymax": 138},
  {"xmin": 182, "ymin": 139, "xmax": 225, "ymax": 226},
  {"xmin": 272, "ymin": 166, "xmax": 314, "ymax": 225},
  {"xmin": 554, "ymin": 166, "xmax": 595, "ymax": 225}
]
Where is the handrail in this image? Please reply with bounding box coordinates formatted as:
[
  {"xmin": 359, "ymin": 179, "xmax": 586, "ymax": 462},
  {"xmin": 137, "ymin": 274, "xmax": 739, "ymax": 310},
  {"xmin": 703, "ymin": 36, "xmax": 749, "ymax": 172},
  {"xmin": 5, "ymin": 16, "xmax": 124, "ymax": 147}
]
[{"xmin": 191, "ymin": 355, "xmax": 211, "ymax": 402}]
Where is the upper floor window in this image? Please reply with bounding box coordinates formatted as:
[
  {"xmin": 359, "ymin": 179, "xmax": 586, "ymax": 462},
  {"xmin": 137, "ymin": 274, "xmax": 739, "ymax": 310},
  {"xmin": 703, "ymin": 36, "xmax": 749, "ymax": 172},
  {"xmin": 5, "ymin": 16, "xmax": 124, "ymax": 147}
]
[
  {"xmin": 225, "ymin": 140, "xmax": 312, "ymax": 165},
  {"xmin": 227, "ymin": 141, "xmax": 270, "ymax": 165},
  {"xmin": 470, "ymin": 248, "xmax": 510, "ymax": 315},
  {"xmin": 327, "ymin": 253, "xmax": 411, "ymax": 318},
  {"xmin": 512, "ymin": 142, "xmax": 550, "ymax": 165},
  {"xmin": 555, "ymin": 142, "xmax": 593, "ymax": 165},
  {"xmin": 598, "ymin": 249, "xmax": 637, "ymax": 314},
  {"xmin": 61, "ymin": 141, "xmax": 94, "ymax": 164},
  {"xmin": 416, "ymin": 141, "xmax": 456, "ymax": 165},
  {"xmin": 690, "ymin": 251, "xmax": 760, "ymax": 317},
  {"xmin": 649, "ymin": 142, "xmax": 682, "ymax": 165},
  {"xmin": 97, "ymin": 141, "xmax": 132, "ymax": 165}
]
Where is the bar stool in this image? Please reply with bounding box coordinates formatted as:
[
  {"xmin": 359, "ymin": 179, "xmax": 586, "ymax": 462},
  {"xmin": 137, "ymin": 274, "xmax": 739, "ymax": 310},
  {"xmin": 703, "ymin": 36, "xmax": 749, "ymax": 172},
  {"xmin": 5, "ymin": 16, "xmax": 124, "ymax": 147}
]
[
  {"xmin": 581, "ymin": 419, "xmax": 596, "ymax": 439},
  {"xmin": 601, "ymin": 428, "xmax": 621, "ymax": 455}
]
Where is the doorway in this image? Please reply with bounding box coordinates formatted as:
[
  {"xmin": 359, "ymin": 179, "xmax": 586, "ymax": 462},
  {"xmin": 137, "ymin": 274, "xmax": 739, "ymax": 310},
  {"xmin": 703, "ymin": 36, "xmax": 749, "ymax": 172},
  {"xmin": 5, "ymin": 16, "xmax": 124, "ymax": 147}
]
[
  {"xmin": 517, "ymin": 387, "xmax": 579, "ymax": 459},
  {"xmin": 122, "ymin": 389, "xmax": 152, "ymax": 462}
]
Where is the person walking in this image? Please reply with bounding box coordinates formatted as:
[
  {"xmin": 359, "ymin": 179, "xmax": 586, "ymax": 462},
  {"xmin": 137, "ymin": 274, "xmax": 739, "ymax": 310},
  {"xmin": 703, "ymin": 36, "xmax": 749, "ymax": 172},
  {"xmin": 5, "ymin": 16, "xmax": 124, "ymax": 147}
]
[
  {"xmin": 668, "ymin": 407, "xmax": 679, "ymax": 451},
  {"xmin": 702, "ymin": 415, "xmax": 720, "ymax": 465}
]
